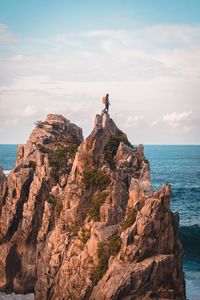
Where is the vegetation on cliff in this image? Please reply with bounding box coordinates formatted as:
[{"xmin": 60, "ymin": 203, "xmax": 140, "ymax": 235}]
[
  {"xmin": 104, "ymin": 130, "xmax": 131, "ymax": 169},
  {"xmin": 49, "ymin": 144, "xmax": 78, "ymax": 182},
  {"xmin": 83, "ymin": 169, "xmax": 111, "ymax": 190},
  {"xmin": 87, "ymin": 191, "xmax": 109, "ymax": 221},
  {"xmin": 92, "ymin": 234, "xmax": 122, "ymax": 283},
  {"xmin": 123, "ymin": 208, "xmax": 137, "ymax": 229}
]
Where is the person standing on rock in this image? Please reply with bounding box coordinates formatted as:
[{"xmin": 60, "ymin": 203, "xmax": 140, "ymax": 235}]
[{"xmin": 102, "ymin": 94, "xmax": 110, "ymax": 113}]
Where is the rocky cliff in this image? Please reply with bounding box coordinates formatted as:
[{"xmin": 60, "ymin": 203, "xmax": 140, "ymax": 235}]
[{"xmin": 0, "ymin": 113, "xmax": 185, "ymax": 300}]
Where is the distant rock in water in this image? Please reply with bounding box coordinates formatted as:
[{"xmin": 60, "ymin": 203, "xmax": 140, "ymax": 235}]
[{"xmin": 0, "ymin": 113, "xmax": 186, "ymax": 299}]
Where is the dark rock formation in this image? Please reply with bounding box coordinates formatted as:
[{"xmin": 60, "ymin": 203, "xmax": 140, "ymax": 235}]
[
  {"xmin": 0, "ymin": 113, "xmax": 185, "ymax": 300},
  {"xmin": 0, "ymin": 167, "xmax": 7, "ymax": 213}
]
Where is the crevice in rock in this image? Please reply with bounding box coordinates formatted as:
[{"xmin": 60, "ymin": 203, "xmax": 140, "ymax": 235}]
[
  {"xmin": 0, "ymin": 185, "xmax": 8, "ymax": 215},
  {"xmin": 26, "ymin": 182, "xmax": 50, "ymax": 245},
  {"xmin": 5, "ymin": 243, "xmax": 21, "ymax": 293},
  {"xmin": 4, "ymin": 171, "xmax": 34, "ymax": 242}
]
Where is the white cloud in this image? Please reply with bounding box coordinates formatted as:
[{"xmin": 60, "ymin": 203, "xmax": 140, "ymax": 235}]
[
  {"xmin": 0, "ymin": 25, "xmax": 200, "ymax": 143},
  {"xmin": 21, "ymin": 105, "xmax": 37, "ymax": 117},
  {"xmin": 3, "ymin": 117, "xmax": 19, "ymax": 126},
  {"xmin": 162, "ymin": 111, "xmax": 192, "ymax": 128},
  {"xmin": 81, "ymin": 30, "xmax": 126, "ymax": 38},
  {"xmin": 9, "ymin": 54, "xmax": 24, "ymax": 61},
  {"xmin": 145, "ymin": 25, "xmax": 200, "ymax": 46},
  {"xmin": 151, "ymin": 111, "xmax": 193, "ymax": 133},
  {"xmin": 0, "ymin": 23, "xmax": 16, "ymax": 45},
  {"xmin": 124, "ymin": 115, "xmax": 145, "ymax": 128},
  {"xmin": 151, "ymin": 119, "xmax": 159, "ymax": 127},
  {"xmin": 182, "ymin": 125, "xmax": 193, "ymax": 133}
]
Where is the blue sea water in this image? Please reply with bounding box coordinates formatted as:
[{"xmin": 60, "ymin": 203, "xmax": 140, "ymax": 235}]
[
  {"xmin": 0, "ymin": 144, "xmax": 199, "ymax": 300},
  {"xmin": 0, "ymin": 144, "xmax": 18, "ymax": 172}
]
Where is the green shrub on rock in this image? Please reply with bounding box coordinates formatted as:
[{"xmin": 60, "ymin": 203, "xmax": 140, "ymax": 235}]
[
  {"xmin": 83, "ymin": 169, "xmax": 111, "ymax": 190},
  {"xmin": 123, "ymin": 208, "xmax": 137, "ymax": 229},
  {"xmin": 87, "ymin": 191, "xmax": 108, "ymax": 221},
  {"xmin": 35, "ymin": 120, "xmax": 43, "ymax": 128},
  {"xmin": 92, "ymin": 242, "xmax": 109, "ymax": 283},
  {"xmin": 55, "ymin": 200, "xmax": 63, "ymax": 217},
  {"xmin": 49, "ymin": 144, "xmax": 78, "ymax": 182},
  {"xmin": 92, "ymin": 234, "xmax": 122, "ymax": 284},
  {"xmin": 37, "ymin": 144, "xmax": 49, "ymax": 153},
  {"xmin": 46, "ymin": 193, "xmax": 63, "ymax": 218},
  {"xmin": 108, "ymin": 234, "xmax": 122, "ymax": 256},
  {"xmin": 104, "ymin": 130, "xmax": 131, "ymax": 169},
  {"xmin": 80, "ymin": 227, "xmax": 91, "ymax": 244}
]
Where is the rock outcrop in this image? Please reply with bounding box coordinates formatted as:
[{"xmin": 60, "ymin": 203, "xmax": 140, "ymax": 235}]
[{"xmin": 0, "ymin": 112, "xmax": 185, "ymax": 300}]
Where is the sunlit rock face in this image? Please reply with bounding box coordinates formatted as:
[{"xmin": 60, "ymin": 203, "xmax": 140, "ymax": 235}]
[{"xmin": 0, "ymin": 112, "xmax": 185, "ymax": 300}]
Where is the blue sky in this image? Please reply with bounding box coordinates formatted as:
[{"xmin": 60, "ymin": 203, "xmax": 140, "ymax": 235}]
[
  {"xmin": 1, "ymin": 0, "xmax": 200, "ymax": 36},
  {"xmin": 0, "ymin": 0, "xmax": 200, "ymax": 144}
]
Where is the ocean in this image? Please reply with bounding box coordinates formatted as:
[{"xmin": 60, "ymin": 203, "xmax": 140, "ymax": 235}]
[{"xmin": 0, "ymin": 144, "xmax": 199, "ymax": 300}]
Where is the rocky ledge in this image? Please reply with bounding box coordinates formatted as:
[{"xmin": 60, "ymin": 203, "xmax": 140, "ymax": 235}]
[{"xmin": 0, "ymin": 113, "xmax": 185, "ymax": 299}]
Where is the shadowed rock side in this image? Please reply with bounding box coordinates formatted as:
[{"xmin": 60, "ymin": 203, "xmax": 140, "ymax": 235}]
[{"xmin": 0, "ymin": 113, "xmax": 185, "ymax": 300}]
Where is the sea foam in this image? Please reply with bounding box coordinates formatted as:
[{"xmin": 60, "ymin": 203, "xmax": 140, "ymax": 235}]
[{"xmin": 3, "ymin": 170, "xmax": 11, "ymax": 176}]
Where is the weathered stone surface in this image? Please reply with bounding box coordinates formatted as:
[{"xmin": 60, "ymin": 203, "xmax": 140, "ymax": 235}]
[
  {"xmin": 0, "ymin": 114, "xmax": 83, "ymax": 294},
  {"xmin": 0, "ymin": 112, "xmax": 185, "ymax": 300},
  {"xmin": 0, "ymin": 167, "xmax": 7, "ymax": 212},
  {"xmin": 90, "ymin": 254, "xmax": 184, "ymax": 300}
]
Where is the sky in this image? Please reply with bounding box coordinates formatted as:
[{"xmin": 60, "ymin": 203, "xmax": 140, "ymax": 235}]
[{"xmin": 0, "ymin": 0, "xmax": 200, "ymax": 144}]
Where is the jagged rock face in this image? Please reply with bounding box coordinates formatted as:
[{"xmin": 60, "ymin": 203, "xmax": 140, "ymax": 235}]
[
  {"xmin": 90, "ymin": 185, "xmax": 185, "ymax": 300},
  {"xmin": 0, "ymin": 112, "xmax": 185, "ymax": 300},
  {"xmin": 0, "ymin": 114, "xmax": 83, "ymax": 294}
]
